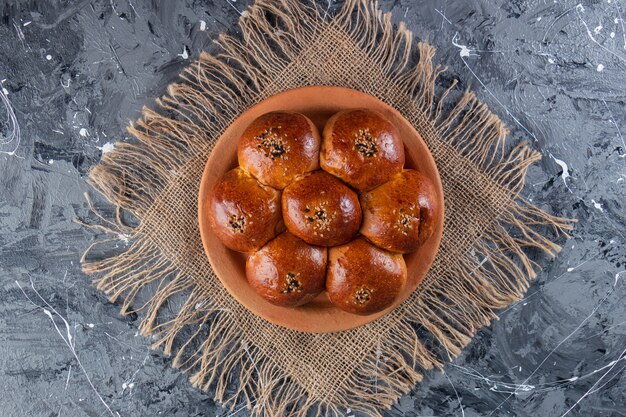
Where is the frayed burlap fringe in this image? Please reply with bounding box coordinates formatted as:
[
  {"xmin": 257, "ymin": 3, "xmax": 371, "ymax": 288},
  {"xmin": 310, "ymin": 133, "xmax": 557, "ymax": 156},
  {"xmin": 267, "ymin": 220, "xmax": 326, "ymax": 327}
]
[{"xmin": 80, "ymin": 0, "xmax": 575, "ymax": 416}]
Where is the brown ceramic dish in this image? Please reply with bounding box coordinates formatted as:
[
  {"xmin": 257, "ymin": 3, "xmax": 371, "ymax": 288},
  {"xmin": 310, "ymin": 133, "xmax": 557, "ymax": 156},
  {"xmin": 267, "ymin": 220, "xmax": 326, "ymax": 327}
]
[{"xmin": 198, "ymin": 86, "xmax": 444, "ymax": 333}]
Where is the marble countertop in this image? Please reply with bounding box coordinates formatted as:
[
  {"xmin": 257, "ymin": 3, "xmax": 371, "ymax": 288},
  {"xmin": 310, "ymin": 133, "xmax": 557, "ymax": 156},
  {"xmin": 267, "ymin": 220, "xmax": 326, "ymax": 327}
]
[{"xmin": 0, "ymin": 0, "xmax": 624, "ymax": 416}]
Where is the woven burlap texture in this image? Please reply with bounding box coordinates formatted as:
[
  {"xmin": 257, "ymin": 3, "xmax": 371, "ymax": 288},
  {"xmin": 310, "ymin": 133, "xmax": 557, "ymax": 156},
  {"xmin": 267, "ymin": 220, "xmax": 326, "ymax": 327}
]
[{"xmin": 80, "ymin": 0, "xmax": 574, "ymax": 415}]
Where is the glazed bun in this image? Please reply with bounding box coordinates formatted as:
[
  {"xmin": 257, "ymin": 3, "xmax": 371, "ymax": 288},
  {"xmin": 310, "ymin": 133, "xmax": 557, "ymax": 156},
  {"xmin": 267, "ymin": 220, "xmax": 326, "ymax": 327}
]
[
  {"xmin": 321, "ymin": 109, "xmax": 405, "ymax": 192},
  {"xmin": 360, "ymin": 170, "xmax": 439, "ymax": 254},
  {"xmin": 238, "ymin": 112, "xmax": 321, "ymax": 189},
  {"xmin": 282, "ymin": 170, "xmax": 362, "ymax": 246},
  {"xmin": 208, "ymin": 167, "xmax": 282, "ymax": 252},
  {"xmin": 246, "ymin": 231, "xmax": 327, "ymax": 307},
  {"xmin": 326, "ymin": 237, "xmax": 407, "ymax": 315}
]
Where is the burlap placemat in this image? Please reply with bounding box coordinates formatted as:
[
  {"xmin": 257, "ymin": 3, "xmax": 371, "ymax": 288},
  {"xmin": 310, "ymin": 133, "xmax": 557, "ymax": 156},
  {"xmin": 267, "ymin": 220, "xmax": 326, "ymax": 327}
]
[{"xmin": 80, "ymin": 0, "xmax": 575, "ymax": 415}]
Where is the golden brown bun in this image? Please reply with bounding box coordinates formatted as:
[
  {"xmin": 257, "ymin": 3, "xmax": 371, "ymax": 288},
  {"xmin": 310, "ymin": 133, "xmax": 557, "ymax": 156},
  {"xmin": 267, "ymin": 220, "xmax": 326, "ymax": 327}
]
[
  {"xmin": 208, "ymin": 167, "xmax": 282, "ymax": 253},
  {"xmin": 282, "ymin": 170, "xmax": 362, "ymax": 246},
  {"xmin": 246, "ymin": 231, "xmax": 327, "ymax": 307},
  {"xmin": 238, "ymin": 112, "xmax": 321, "ymax": 189},
  {"xmin": 326, "ymin": 237, "xmax": 407, "ymax": 315},
  {"xmin": 320, "ymin": 109, "xmax": 405, "ymax": 192},
  {"xmin": 360, "ymin": 170, "xmax": 439, "ymax": 254}
]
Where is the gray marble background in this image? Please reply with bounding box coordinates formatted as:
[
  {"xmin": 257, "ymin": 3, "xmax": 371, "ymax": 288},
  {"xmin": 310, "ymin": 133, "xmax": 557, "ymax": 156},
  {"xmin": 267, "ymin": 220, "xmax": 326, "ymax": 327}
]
[{"xmin": 0, "ymin": 0, "xmax": 624, "ymax": 416}]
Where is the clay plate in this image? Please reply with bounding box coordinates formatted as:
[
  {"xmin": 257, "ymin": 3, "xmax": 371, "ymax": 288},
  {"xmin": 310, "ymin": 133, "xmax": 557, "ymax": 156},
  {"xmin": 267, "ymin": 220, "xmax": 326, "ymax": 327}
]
[{"xmin": 198, "ymin": 86, "xmax": 444, "ymax": 333}]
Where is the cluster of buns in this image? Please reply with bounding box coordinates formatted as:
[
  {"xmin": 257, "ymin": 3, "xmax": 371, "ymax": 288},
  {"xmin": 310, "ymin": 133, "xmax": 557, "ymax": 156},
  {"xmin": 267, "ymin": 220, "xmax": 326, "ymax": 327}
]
[{"xmin": 207, "ymin": 110, "xmax": 438, "ymax": 316}]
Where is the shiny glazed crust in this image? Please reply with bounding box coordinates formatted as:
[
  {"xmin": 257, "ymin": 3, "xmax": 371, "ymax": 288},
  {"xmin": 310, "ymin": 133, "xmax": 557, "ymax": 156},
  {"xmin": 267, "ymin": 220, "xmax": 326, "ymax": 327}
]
[
  {"xmin": 208, "ymin": 167, "xmax": 283, "ymax": 252},
  {"xmin": 238, "ymin": 112, "xmax": 321, "ymax": 189},
  {"xmin": 246, "ymin": 231, "xmax": 327, "ymax": 307},
  {"xmin": 320, "ymin": 109, "xmax": 405, "ymax": 192},
  {"xmin": 360, "ymin": 170, "xmax": 439, "ymax": 253},
  {"xmin": 281, "ymin": 170, "xmax": 362, "ymax": 246},
  {"xmin": 208, "ymin": 108, "xmax": 438, "ymax": 315},
  {"xmin": 326, "ymin": 237, "xmax": 407, "ymax": 315}
]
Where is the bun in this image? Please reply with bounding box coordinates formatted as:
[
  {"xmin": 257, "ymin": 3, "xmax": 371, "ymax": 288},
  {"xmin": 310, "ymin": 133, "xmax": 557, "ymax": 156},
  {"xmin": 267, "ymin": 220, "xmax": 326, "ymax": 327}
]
[
  {"xmin": 208, "ymin": 167, "xmax": 282, "ymax": 252},
  {"xmin": 360, "ymin": 170, "xmax": 438, "ymax": 253},
  {"xmin": 326, "ymin": 237, "xmax": 407, "ymax": 315},
  {"xmin": 282, "ymin": 170, "xmax": 362, "ymax": 246},
  {"xmin": 320, "ymin": 109, "xmax": 404, "ymax": 192},
  {"xmin": 205, "ymin": 109, "xmax": 440, "ymax": 316},
  {"xmin": 246, "ymin": 231, "xmax": 327, "ymax": 307},
  {"xmin": 238, "ymin": 112, "xmax": 321, "ymax": 189}
]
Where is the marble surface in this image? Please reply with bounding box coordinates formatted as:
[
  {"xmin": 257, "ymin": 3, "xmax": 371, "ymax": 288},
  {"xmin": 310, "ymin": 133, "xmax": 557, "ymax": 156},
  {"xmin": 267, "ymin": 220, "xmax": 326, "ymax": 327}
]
[{"xmin": 0, "ymin": 0, "xmax": 624, "ymax": 416}]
